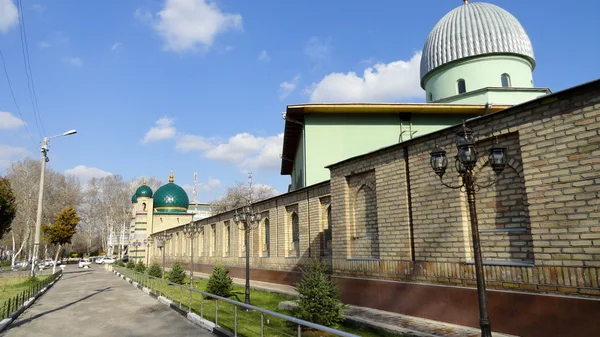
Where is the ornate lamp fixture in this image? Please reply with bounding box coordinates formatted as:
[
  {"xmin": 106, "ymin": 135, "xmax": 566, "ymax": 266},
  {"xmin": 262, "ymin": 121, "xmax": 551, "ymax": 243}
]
[{"xmin": 429, "ymin": 122, "xmax": 508, "ymax": 337}]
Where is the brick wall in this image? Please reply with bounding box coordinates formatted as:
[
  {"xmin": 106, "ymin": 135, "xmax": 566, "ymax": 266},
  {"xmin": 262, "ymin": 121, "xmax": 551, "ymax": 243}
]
[{"xmin": 151, "ymin": 80, "xmax": 600, "ymax": 298}]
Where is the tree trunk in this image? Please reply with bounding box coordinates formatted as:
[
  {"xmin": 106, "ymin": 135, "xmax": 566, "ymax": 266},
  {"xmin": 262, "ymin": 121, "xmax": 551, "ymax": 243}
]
[
  {"xmin": 52, "ymin": 245, "xmax": 61, "ymax": 274},
  {"xmin": 12, "ymin": 227, "xmax": 30, "ymax": 267}
]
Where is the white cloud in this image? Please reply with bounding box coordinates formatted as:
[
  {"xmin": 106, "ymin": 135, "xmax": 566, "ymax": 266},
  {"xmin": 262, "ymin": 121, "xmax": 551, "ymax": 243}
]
[
  {"xmin": 306, "ymin": 51, "xmax": 423, "ymax": 103},
  {"xmin": 38, "ymin": 41, "xmax": 51, "ymax": 49},
  {"xmin": 182, "ymin": 178, "xmax": 221, "ymax": 200},
  {"xmin": 0, "ymin": 144, "xmax": 28, "ymax": 169},
  {"xmin": 304, "ymin": 36, "xmax": 331, "ymax": 62},
  {"xmin": 205, "ymin": 133, "xmax": 283, "ymax": 171},
  {"xmin": 134, "ymin": 8, "xmax": 153, "ymax": 22},
  {"xmin": 177, "ymin": 132, "xmax": 284, "ymax": 172},
  {"xmin": 279, "ymin": 74, "xmax": 301, "ymax": 100},
  {"xmin": 175, "ymin": 134, "xmax": 213, "ymax": 152},
  {"xmin": 63, "ymin": 57, "xmax": 83, "ymax": 67},
  {"xmin": 31, "ymin": 4, "xmax": 45, "ymax": 13},
  {"xmin": 0, "ymin": 111, "xmax": 25, "ymax": 129},
  {"xmin": 111, "ymin": 42, "xmax": 122, "ymax": 51},
  {"xmin": 149, "ymin": 0, "xmax": 243, "ymax": 52},
  {"xmin": 141, "ymin": 117, "xmax": 176, "ymax": 144},
  {"xmin": 64, "ymin": 165, "xmax": 112, "ymax": 181},
  {"xmin": 258, "ymin": 50, "xmax": 270, "ymax": 62},
  {"xmin": 0, "ymin": 0, "xmax": 18, "ymax": 34}
]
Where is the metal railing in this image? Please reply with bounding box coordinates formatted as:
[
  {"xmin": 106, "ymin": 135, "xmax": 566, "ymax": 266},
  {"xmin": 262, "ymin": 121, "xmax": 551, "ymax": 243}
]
[
  {"xmin": 0, "ymin": 270, "xmax": 62, "ymax": 320},
  {"xmin": 114, "ymin": 266, "xmax": 358, "ymax": 337}
]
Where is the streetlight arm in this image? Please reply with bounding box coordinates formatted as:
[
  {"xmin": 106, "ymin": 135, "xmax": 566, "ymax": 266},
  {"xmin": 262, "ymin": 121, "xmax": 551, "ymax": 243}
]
[{"xmin": 436, "ymin": 176, "xmax": 465, "ymax": 190}]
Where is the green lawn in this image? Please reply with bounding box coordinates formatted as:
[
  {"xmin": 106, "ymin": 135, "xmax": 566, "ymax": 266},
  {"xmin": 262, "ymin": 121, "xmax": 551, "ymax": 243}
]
[
  {"xmin": 0, "ymin": 274, "xmax": 50, "ymax": 304},
  {"xmin": 119, "ymin": 268, "xmax": 403, "ymax": 337}
]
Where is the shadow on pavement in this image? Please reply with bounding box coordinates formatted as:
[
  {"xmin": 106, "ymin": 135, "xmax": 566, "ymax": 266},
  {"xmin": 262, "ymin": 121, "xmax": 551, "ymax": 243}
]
[{"xmin": 8, "ymin": 287, "xmax": 113, "ymax": 329}]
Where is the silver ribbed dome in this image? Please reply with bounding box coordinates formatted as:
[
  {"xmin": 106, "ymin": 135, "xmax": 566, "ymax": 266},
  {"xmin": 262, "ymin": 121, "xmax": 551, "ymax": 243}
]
[{"xmin": 420, "ymin": 2, "xmax": 535, "ymax": 87}]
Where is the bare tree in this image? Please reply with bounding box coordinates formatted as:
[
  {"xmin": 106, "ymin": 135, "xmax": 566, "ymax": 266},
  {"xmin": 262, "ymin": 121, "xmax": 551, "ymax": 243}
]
[
  {"xmin": 210, "ymin": 181, "xmax": 277, "ymax": 214},
  {"xmin": 5, "ymin": 158, "xmax": 81, "ymax": 265}
]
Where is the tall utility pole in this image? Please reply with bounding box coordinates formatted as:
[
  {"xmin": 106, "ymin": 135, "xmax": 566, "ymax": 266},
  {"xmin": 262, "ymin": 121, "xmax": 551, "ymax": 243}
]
[
  {"xmin": 30, "ymin": 138, "xmax": 48, "ymax": 276},
  {"xmin": 30, "ymin": 129, "xmax": 77, "ymax": 277}
]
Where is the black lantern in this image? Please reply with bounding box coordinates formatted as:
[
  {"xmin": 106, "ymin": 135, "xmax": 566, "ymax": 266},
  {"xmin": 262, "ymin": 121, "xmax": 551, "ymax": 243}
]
[
  {"xmin": 455, "ymin": 127, "xmax": 474, "ymax": 149},
  {"xmin": 488, "ymin": 143, "xmax": 507, "ymax": 174},
  {"xmin": 430, "ymin": 147, "xmax": 448, "ymax": 177},
  {"xmin": 457, "ymin": 142, "xmax": 478, "ymax": 170},
  {"xmin": 455, "ymin": 156, "xmax": 467, "ymax": 176}
]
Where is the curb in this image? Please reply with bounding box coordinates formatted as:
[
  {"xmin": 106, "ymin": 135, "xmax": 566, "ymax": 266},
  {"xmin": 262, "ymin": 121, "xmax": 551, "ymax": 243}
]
[
  {"xmin": 0, "ymin": 273, "xmax": 63, "ymax": 333},
  {"xmin": 112, "ymin": 270, "xmax": 219, "ymax": 335}
]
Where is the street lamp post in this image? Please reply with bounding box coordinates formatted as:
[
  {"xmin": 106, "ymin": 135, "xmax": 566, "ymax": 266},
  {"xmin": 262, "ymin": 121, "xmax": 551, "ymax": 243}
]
[
  {"xmin": 183, "ymin": 223, "xmax": 202, "ymax": 288},
  {"xmin": 232, "ymin": 204, "xmax": 261, "ymax": 305},
  {"xmin": 155, "ymin": 231, "xmax": 172, "ymax": 279},
  {"xmin": 145, "ymin": 237, "xmax": 153, "ymax": 267},
  {"xmin": 31, "ymin": 129, "xmax": 77, "ymax": 277},
  {"xmin": 131, "ymin": 241, "xmax": 142, "ymax": 262},
  {"xmin": 429, "ymin": 123, "xmax": 508, "ymax": 337}
]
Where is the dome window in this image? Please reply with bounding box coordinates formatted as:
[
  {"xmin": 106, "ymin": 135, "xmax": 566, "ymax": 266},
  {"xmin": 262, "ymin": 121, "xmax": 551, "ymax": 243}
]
[
  {"xmin": 501, "ymin": 73, "xmax": 511, "ymax": 87},
  {"xmin": 457, "ymin": 79, "xmax": 466, "ymax": 94},
  {"xmin": 428, "ymin": 92, "xmax": 433, "ymax": 101}
]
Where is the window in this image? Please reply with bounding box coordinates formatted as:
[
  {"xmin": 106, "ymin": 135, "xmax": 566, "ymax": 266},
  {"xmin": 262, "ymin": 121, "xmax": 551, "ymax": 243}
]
[
  {"xmin": 264, "ymin": 218, "xmax": 270, "ymax": 257},
  {"xmin": 211, "ymin": 224, "xmax": 216, "ymax": 256},
  {"xmin": 224, "ymin": 222, "xmax": 230, "ymax": 256},
  {"xmin": 428, "ymin": 92, "xmax": 433, "ymax": 101},
  {"xmin": 291, "ymin": 212, "xmax": 300, "ymax": 257},
  {"xmin": 457, "ymin": 79, "xmax": 466, "ymax": 94},
  {"xmin": 325, "ymin": 207, "xmax": 332, "ymax": 256},
  {"xmin": 501, "ymin": 73, "xmax": 511, "ymax": 87}
]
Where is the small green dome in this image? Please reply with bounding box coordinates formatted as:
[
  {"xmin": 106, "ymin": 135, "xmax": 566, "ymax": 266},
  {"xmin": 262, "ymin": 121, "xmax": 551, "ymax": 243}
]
[
  {"xmin": 136, "ymin": 184, "xmax": 153, "ymax": 198},
  {"xmin": 153, "ymin": 172, "xmax": 189, "ymax": 213},
  {"xmin": 131, "ymin": 194, "xmax": 138, "ymax": 203}
]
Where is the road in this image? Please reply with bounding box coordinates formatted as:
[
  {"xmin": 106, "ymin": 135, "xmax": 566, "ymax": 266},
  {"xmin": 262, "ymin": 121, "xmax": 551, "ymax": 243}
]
[{"xmin": 1, "ymin": 265, "xmax": 213, "ymax": 337}]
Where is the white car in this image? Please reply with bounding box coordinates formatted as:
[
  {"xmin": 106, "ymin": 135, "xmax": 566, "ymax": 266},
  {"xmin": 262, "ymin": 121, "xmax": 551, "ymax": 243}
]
[
  {"xmin": 78, "ymin": 258, "xmax": 92, "ymax": 268},
  {"xmin": 102, "ymin": 257, "xmax": 116, "ymax": 264},
  {"xmin": 95, "ymin": 257, "xmax": 105, "ymax": 264}
]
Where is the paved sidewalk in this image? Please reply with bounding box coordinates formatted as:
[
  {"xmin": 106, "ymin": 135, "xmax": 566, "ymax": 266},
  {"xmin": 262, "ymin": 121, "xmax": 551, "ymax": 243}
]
[
  {"xmin": 1, "ymin": 265, "xmax": 213, "ymax": 337},
  {"xmin": 186, "ymin": 270, "xmax": 517, "ymax": 337}
]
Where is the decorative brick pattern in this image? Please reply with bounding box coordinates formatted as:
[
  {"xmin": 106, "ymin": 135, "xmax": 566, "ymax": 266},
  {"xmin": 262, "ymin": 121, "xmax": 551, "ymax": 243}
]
[{"xmin": 146, "ymin": 82, "xmax": 600, "ymax": 298}]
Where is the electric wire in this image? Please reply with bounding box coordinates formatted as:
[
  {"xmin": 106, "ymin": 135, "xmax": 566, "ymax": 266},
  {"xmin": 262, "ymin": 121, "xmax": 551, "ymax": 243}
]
[
  {"xmin": 16, "ymin": 0, "xmax": 46, "ymax": 138},
  {"xmin": 0, "ymin": 48, "xmax": 39, "ymax": 146}
]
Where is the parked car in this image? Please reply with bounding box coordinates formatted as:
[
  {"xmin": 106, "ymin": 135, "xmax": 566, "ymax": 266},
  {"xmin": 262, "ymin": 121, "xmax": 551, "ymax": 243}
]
[
  {"xmin": 102, "ymin": 257, "xmax": 116, "ymax": 264},
  {"xmin": 78, "ymin": 258, "xmax": 92, "ymax": 268},
  {"xmin": 94, "ymin": 257, "xmax": 105, "ymax": 264}
]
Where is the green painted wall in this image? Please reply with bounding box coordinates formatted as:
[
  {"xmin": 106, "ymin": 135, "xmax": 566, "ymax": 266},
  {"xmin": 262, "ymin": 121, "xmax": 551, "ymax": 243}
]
[
  {"xmin": 424, "ymin": 55, "xmax": 534, "ymax": 104},
  {"xmin": 295, "ymin": 113, "xmax": 473, "ymax": 188},
  {"xmin": 435, "ymin": 88, "xmax": 549, "ymax": 105},
  {"xmin": 291, "ymin": 131, "xmax": 305, "ymax": 191}
]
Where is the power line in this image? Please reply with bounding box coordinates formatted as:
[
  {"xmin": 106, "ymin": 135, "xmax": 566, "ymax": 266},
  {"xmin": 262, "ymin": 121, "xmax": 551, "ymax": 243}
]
[
  {"xmin": 0, "ymin": 48, "xmax": 39, "ymax": 146},
  {"xmin": 17, "ymin": 0, "xmax": 45, "ymax": 138}
]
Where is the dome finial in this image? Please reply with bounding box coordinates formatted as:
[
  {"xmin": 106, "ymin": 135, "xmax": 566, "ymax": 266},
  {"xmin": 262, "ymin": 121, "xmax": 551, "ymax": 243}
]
[
  {"xmin": 169, "ymin": 169, "xmax": 174, "ymax": 183},
  {"xmin": 463, "ymin": 0, "xmax": 468, "ymax": 4},
  {"xmin": 142, "ymin": 177, "xmax": 146, "ymax": 185}
]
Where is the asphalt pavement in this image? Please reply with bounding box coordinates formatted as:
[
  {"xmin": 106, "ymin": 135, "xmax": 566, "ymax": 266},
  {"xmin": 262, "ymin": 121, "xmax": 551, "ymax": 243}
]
[{"xmin": 1, "ymin": 264, "xmax": 213, "ymax": 337}]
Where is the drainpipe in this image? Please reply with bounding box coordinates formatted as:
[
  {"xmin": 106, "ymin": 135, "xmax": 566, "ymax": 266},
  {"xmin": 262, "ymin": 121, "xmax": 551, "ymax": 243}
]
[
  {"xmin": 307, "ymin": 189, "xmax": 311, "ymax": 258},
  {"xmin": 404, "ymin": 147, "xmax": 415, "ymax": 261}
]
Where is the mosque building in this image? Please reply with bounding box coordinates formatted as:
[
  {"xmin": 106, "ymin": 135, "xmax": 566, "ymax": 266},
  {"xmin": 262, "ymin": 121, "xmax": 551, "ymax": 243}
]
[
  {"xmin": 282, "ymin": 0, "xmax": 550, "ymax": 191},
  {"xmin": 128, "ymin": 2, "xmax": 600, "ymax": 336}
]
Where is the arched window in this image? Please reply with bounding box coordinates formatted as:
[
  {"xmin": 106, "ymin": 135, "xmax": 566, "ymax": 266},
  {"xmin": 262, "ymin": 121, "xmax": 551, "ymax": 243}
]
[
  {"xmin": 325, "ymin": 206, "xmax": 332, "ymax": 256},
  {"xmin": 428, "ymin": 92, "xmax": 433, "ymax": 101},
  {"xmin": 142, "ymin": 203, "xmax": 147, "ymax": 211},
  {"xmin": 264, "ymin": 218, "xmax": 270, "ymax": 257},
  {"xmin": 291, "ymin": 213, "xmax": 300, "ymax": 257},
  {"xmin": 501, "ymin": 73, "xmax": 511, "ymax": 87},
  {"xmin": 457, "ymin": 79, "xmax": 466, "ymax": 94}
]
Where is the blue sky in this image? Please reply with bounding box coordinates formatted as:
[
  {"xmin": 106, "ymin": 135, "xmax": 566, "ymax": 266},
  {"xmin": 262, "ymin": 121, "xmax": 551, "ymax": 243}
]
[{"xmin": 0, "ymin": 0, "xmax": 599, "ymax": 201}]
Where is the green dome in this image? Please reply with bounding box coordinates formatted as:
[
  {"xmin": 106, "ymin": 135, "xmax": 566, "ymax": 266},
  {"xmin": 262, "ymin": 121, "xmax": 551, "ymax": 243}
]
[
  {"xmin": 153, "ymin": 172, "xmax": 189, "ymax": 213},
  {"xmin": 131, "ymin": 194, "xmax": 138, "ymax": 203},
  {"xmin": 136, "ymin": 184, "xmax": 153, "ymax": 198}
]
